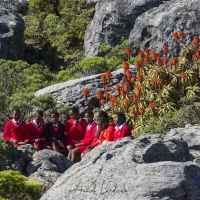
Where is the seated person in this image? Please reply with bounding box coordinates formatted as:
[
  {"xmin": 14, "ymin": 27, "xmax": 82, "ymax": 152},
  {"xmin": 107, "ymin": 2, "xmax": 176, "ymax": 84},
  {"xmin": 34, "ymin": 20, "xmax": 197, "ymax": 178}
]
[
  {"xmin": 112, "ymin": 112, "xmax": 132, "ymax": 141},
  {"xmin": 88, "ymin": 117, "xmax": 115, "ymax": 150},
  {"xmin": 68, "ymin": 110, "xmax": 96, "ymax": 163},
  {"xmin": 64, "ymin": 107, "xmax": 87, "ymax": 151},
  {"xmin": 3, "ymin": 108, "xmax": 27, "ymax": 146},
  {"xmin": 44, "ymin": 111, "xmax": 66, "ymax": 153},
  {"xmin": 26, "ymin": 110, "xmax": 47, "ymax": 150}
]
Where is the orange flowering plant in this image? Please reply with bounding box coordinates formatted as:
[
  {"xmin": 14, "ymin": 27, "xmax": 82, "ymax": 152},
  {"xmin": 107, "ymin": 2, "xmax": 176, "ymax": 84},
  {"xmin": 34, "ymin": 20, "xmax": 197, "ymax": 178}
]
[{"xmin": 86, "ymin": 31, "xmax": 200, "ymax": 138}]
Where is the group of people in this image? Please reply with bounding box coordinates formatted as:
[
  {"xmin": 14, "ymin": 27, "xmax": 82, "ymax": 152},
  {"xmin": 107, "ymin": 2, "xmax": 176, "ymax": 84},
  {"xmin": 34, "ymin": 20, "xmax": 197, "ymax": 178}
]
[{"xmin": 2, "ymin": 107, "xmax": 132, "ymax": 163}]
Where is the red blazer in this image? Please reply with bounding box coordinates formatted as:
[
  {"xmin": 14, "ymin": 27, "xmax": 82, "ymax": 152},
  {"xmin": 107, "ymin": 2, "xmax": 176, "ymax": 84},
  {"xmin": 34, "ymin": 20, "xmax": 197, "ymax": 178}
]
[
  {"xmin": 80, "ymin": 121, "xmax": 97, "ymax": 146},
  {"xmin": 64, "ymin": 118, "xmax": 87, "ymax": 146},
  {"xmin": 3, "ymin": 119, "xmax": 27, "ymax": 146},
  {"xmin": 90, "ymin": 125, "xmax": 115, "ymax": 148},
  {"xmin": 113, "ymin": 124, "xmax": 132, "ymax": 141}
]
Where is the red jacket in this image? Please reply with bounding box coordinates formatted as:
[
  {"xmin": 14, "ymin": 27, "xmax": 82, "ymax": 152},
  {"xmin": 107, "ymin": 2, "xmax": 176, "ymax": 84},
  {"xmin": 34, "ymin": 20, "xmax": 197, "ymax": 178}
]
[
  {"xmin": 3, "ymin": 119, "xmax": 27, "ymax": 146},
  {"xmin": 113, "ymin": 124, "xmax": 132, "ymax": 141},
  {"xmin": 90, "ymin": 125, "xmax": 115, "ymax": 148},
  {"xmin": 64, "ymin": 118, "xmax": 87, "ymax": 146}
]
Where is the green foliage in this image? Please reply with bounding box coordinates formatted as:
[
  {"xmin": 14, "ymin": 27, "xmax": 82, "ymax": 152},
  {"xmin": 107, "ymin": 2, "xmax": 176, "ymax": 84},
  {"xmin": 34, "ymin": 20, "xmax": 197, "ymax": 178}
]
[
  {"xmin": 24, "ymin": 0, "xmax": 95, "ymax": 68},
  {"xmin": 0, "ymin": 140, "xmax": 17, "ymax": 171},
  {"xmin": 139, "ymin": 102, "xmax": 200, "ymax": 135},
  {"xmin": 0, "ymin": 170, "xmax": 42, "ymax": 200},
  {"xmin": 34, "ymin": 94, "xmax": 56, "ymax": 111}
]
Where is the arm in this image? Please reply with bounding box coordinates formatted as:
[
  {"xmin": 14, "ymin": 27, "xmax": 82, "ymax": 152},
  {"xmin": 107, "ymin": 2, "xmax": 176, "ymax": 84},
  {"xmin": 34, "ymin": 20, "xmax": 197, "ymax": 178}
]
[
  {"xmin": 64, "ymin": 121, "xmax": 76, "ymax": 137},
  {"xmin": 120, "ymin": 126, "xmax": 132, "ymax": 138},
  {"xmin": 105, "ymin": 125, "xmax": 115, "ymax": 141},
  {"xmin": 3, "ymin": 121, "xmax": 12, "ymax": 141}
]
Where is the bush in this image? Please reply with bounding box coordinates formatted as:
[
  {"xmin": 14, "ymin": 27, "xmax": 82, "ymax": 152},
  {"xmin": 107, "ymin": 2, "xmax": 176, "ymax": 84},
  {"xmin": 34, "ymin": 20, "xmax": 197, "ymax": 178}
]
[{"xmin": 0, "ymin": 170, "xmax": 42, "ymax": 200}]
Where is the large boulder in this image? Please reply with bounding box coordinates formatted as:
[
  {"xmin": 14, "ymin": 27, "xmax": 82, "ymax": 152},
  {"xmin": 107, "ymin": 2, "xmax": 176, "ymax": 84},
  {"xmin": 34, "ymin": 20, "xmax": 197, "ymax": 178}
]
[
  {"xmin": 84, "ymin": 0, "xmax": 200, "ymax": 57},
  {"xmin": 27, "ymin": 150, "xmax": 72, "ymax": 191},
  {"xmin": 35, "ymin": 66, "xmax": 137, "ymax": 112},
  {"xmin": 0, "ymin": 0, "xmax": 29, "ymax": 14},
  {"xmin": 0, "ymin": 6, "xmax": 25, "ymax": 60},
  {"xmin": 129, "ymin": 0, "xmax": 200, "ymax": 56},
  {"xmin": 41, "ymin": 125, "xmax": 200, "ymax": 200}
]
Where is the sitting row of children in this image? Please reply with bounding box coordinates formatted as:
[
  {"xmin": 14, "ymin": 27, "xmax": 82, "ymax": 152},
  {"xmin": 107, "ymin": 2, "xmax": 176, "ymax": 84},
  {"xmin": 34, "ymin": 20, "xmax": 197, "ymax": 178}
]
[{"xmin": 3, "ymin": 107, "xmax": 132, "ymax": 163}]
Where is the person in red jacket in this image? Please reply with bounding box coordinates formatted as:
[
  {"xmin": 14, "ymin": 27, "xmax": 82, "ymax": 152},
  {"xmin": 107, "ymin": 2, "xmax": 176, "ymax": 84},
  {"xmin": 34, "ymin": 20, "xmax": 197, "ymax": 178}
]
[
  {"xmin": 26, "ymin": 110, "xmax": 47, "ymax": 150},
  {"xmin": 112, "ymin": 111, "xmax": 132, "ymax": 141},
  {"xmin": 64, "ymin": 107, "xmax": 87, "ymax": 151},
  {"xmin": 68, "ymin": 110, "xmax": 96, "ymax": 163},
  {"xmin": 88, "ymin": 117, "xmax": 115, "ymax": 149},
  {"xmin": 3, "ymin": 108, "xmax": 27, "ymax": 146}
]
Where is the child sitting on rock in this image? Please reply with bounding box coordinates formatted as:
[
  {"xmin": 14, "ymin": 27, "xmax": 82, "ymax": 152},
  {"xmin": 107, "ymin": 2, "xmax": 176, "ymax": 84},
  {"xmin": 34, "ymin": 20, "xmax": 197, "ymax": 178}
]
[
  {"xmin": 3, "ymin": 108, "xmax": 27, "ymax": 146},
  {"xmin": 44, "ymin": 111, "xmax": 66, "ymax": 153},
  {"xmin": 112, "ymin": 111, "xmax": 132, "ymax": 141}
]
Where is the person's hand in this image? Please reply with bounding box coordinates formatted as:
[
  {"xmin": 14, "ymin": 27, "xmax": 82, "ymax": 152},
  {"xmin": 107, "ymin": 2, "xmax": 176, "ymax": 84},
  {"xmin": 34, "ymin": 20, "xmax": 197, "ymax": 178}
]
[
  {"xmin": 58, "ymin": 141, "xmax": 65, "ymax": 148},
  {"xmin": 87, "ymin": 146, "xmax": 94, "ymax": 150},
  {"xmin": 11, "ymin": 139, "xmax": 18, "ymax": 144},
  {"xmin": 73, "ymin": 119, "xmax": 78, "ymax": 125},
  {"xmin": 75, "ymin": 143, "xmax": 81, "ymax": 147},
  {"xmin": 35, "ymin": 139, "xmax": 40, "ymax": 143}
]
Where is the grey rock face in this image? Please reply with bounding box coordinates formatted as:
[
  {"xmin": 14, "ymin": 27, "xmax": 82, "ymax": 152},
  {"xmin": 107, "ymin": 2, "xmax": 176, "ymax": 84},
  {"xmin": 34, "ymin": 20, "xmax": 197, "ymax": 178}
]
[
  {"xmin": 0, "ymin": 0, "xmax": 29, "ymax": 14},
  {"xmin": 84, "ymin": 0, "xmax": 168, "ymax": 57},
  {"xmin": 27, "ymin": 149, "xmax": 72, "ymax": 191},
  {"xmin": 82, "ymin": 0, "xmax": 99, "ymax": 7},
  {"xmin": 35, "ymin": 66, "xmax": 137, "ymax": 113},
  {"xmin": 0, "ymin": 6, "xmax": 25, "ymax": 60},
  {"xmin": 84, "ymin": 0, "xmax": 200, "ymax": 57},
  {"xmin": 41, "ymin": 125, "xmax": 200, "ymax": 200},
  {"xmin": 129, "ymin": 0, "xmax": 200, "ymax": 56}
]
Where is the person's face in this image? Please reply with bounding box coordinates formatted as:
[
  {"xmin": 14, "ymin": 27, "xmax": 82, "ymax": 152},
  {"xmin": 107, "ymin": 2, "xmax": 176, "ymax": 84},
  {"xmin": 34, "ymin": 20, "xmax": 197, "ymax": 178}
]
[
  {"xmin": 12, "ymin": 111, "xmax": 21, "ymax": 121},
  {"xmin": 85, "ymin": 113, "xmax": 93, "ymax": 124},
  {"xmin": 113, "ymin": 114, "xmax": 122, "ymax": 125},
  {"xmin": 95, "ymin": 112, "xmax": 104, "ymax": 122},
  {"xmin": 50, "ymin": 114, "xmax": 59, "ymax": 124},
  {"xmin": 97, "ymin": 122, "xmax": 107, "ymax": 131},
  {"xmin": 69, "ymin": 110, "xmax": 79, "ymax": 120},
  {"xmin": 35, "ymin": 115, "xmax": 43, "ymax": 123}
]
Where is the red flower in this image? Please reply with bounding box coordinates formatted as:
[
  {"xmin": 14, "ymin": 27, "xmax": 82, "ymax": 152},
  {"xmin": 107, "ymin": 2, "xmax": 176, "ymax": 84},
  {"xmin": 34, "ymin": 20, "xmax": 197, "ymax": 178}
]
[
  {"xmin": 125, "ymin": 69, "xmax": 132, "ymax": 79},
  {"xmin": 136, "ymin": 72, "xmax": 143, "ymax": 81},
  {"xmin": 163, "ymin": 58, "xmax": 168, "ymax": 65},
  {"xmin": 130, "ymin": 110, "xmax": 138, "ymax": 120},
  {"xmin": 135, "ymin": 60, "xmax": 143, "ymax": 71},
  {"xmin": 101, "ymin": 74, "xmax": 106, "ymax": 82},
  {"xmin": 178, "ymin": 31, "xmax": 185, "ymax": 40},
  {"xmin": 115, "ymin": 84, "xmax": 121, "ymax": 91},
  {"xmin": 135, "ymin": 86, "xmax": 141, "ymax": 96},
  {"xmin": 193, "ymin": 53, "xmax": 199, "ymax": 61},
  {"xmin": 123, "ymin": 81, "xmax": 130, "ymax": 91},
  {"xmin": 139, "ymin": 106, "xmax": 145, "ymax": 115},
  {"xmin": 105, "ymin": 70, "xmax": 112, "ymax": 82},
  {"xmin": 172, "ymin": 32, "xmax": 179, "ymax": 43},
  {"xmin": 120, "ymin": 88, "xmax": 127, "ymax": 97},
  {"xmin": 125, "ymin": 47, "xmax": 132, "ymax": 55},
  {"xmin": 149, "ymin": 102, "xmax": 155, "ymax": 110},
  {"xmin": 123, "ymin": 98, "xmax": 131, "ymax": 107},
  {"xmin": 144, "ymin": 48, "xmax": 149, "ymax": 57},
  {"xmin": 110, "ymin": 95, "xmax": 118, "ymax": 107},
  {"xmin": 151, "ymin": 51, "xmax": 158, "ymax": 61},
  {"xmin": 179, "ymin": 72, "xmax": 187, "ymax": 79},
  {"xmin": 170, "ymin": 57, "xmax": 178, "ymax": 66},
  {"xmin": 138, "ymin": 51, "xmax": 144, "ymax": 60},
  {"xmin": 162, "ymin": 45, "xmax": 170, "ymax": 55},
  {"xmin": 100, "ymin": 99, "xmax": 107, "ymax": 105},
  {"xmin": 133, "ymin": 94, "xmax": 139, "ymax": 104},
  {"xmin": 122, "ymin": 62, "xmax": 129, "ymax": 71},
  {"xmin": 193, "ymin": 36, "xmax": 200, "ymax": 49},
  {"xmin": 82, "ymin": 88, "xmax": 89, "ymax": 99},
  {"xmin": 144, "ymin": 57, "xmax": 149, "ymax": 64},
  {"xmin": 156, "ymin": 57, "xmax": 163, "ymax": 65},
  {"xmin": 96, "ymin": 91, "xmax": 102, "ymax": 100},
  {"xmin": 130, "ymin": 76, "xmax": 136, "ymax": 84}
]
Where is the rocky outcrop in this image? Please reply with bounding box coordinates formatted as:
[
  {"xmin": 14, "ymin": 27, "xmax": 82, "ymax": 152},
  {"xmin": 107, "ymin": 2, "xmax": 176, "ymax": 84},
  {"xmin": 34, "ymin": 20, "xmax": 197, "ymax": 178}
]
[
  {"xmin": 0, "ymin": 6, "xmax": 25, "ymax": 60},
  {"xmin": 35, "ymin": 66, "xmax": 136, "ymax": 113},
  {"xmin": 0, "ymin": 0, "xmax": 29, "ymax": 14},
  {"xmin": 28, "ymin": 150, "xmax": 72, "ymax": 191},
  {"xmin": 129, "ymin": 0, "xmax": 200, "ymax": 56},
  {"xmin": 84, "ymin": 0, "xmax": 200, "ymax": 57},
  {"xmin": 41, "ymin": 125, "xmax": 200, "ymax": 200}
]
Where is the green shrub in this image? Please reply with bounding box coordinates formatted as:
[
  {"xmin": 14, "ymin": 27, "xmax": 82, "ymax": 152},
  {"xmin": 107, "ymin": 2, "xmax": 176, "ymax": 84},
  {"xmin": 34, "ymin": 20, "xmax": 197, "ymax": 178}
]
[
  {"xmin": 0, "ymin": 170, "xmax": 42, "ymax": 200},
  {"xmin": 0, "ymin": 140, "xmax": 17, "ymax": 171}
]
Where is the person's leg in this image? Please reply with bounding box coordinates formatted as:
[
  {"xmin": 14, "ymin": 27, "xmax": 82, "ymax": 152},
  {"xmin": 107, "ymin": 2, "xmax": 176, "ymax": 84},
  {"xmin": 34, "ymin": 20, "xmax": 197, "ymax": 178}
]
[
  {"xmin": 71, "ymin": 149, "xmax": 81, "ymax": 163},
  {"xmin": 52, "ymin": 141, "xmax": 61, "ymax": 152}
]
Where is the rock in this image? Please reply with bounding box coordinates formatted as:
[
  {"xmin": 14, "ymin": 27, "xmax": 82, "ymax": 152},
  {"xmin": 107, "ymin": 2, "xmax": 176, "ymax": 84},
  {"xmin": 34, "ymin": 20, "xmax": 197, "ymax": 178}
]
[
  {"xmin": 84, "ymin": 0, "xmax": 200, "ymax": 58},
  {"xmin": 0, "ymin": 6, "xmax": 25, "ymax": 60},
  {"xmin": 84, "ymin": 0, "xmax": 168, "ymax": 57},
  {"xmin": 0, "ymin": 0, "xmax": 29, "ymax": 14},
  {"xmin": 27, "ymin": 149, "xmax": 72, "ymax": 191},
  {"xmin": 12, "ymin": 144, "xmax": 37, "ymax": 173},
  {"xmin": 35, "ymin": 66, "xmax": 137, "ymax": 113},
  {"xmin": 40, "ymin": 126, "xmax": 200, "ymax": 200},
  {"xmin": 129, "ymin": 0, "xmax": 200, "ymax": 56}
]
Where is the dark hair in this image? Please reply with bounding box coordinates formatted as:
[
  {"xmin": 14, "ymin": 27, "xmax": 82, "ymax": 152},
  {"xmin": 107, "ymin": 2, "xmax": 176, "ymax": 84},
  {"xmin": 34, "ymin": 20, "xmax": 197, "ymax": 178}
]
[
  {"xmin": 12, "ymin": 107, "xmax": 20, "ymax": 113},
  {"xmin": 96, "ymin": 110, "xmax": 108, "ymax": 120},
  {"xmin": 114, "ymin": 111, "xmax": 126, "ymax": 121},
  {"xmin": 96, "ymin": 117, "xmax": 108, "ymax": 124},
  {"xmin": 69, "ymin": 106, "xmax": 79, "ymax": 114},
  {"xmin": 85, "ymin": 110, "xmax": 94, "ymax": 117},
  {"xmin": 35, "ymin": 110, "xmax": 43, "ymax": 117},
  {"xmin": 50, "ymin": 111, "xmax": 59, "ymax": 117}
]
